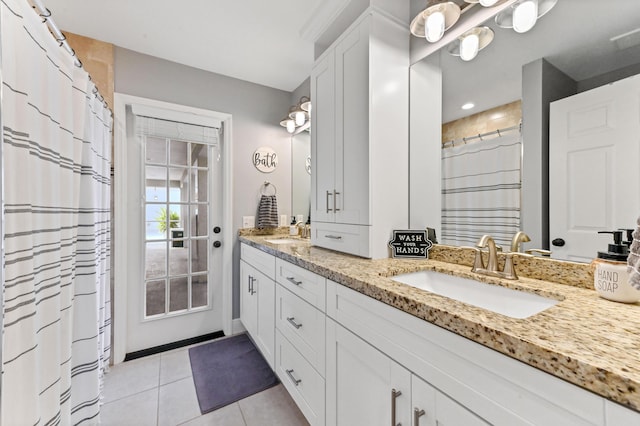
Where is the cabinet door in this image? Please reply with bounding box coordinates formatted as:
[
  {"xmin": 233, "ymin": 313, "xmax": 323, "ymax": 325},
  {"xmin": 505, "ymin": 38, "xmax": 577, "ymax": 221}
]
[
  {"xmin": 326, "ymin": 319, "xmax": 411, "ymax": 426},
  {"xmin": 412, "ymin": 375, "xmax": 489, "ymax": 426},
  {"xmin": 240, "ymin": 260, "xmax": 275, "ymax": 368},
  {"xmin": 334, "ymin": 18, "xmax": 370, "ymax": 226},
  {"xmin": 311, "ymin": 50, "xmax": 336, "ymax": 223},
  {"xmin": 255, "ymin": 268, "xmax": 275, "ymax": 368},
  {"xmin": 240, "ymin": 260, "xmax": 257, "ymax": 337}
]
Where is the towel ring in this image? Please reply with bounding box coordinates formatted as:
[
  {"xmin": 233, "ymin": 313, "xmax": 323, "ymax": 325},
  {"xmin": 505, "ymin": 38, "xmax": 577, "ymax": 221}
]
[{"xmin": 261, "ymin": 181, "xmax": 277, "ymax": 196}]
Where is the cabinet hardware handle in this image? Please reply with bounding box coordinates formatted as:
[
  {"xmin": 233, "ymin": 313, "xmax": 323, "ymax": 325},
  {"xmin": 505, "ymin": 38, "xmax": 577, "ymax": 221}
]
[
  {"xmin": 248, "ymin": 276, "xmax": 253, "ymax": 293},
  {"xmin": 249, "ymin": 276, "xmax": 256, "ymax": 295},
  {"xmin": 326, "ymin": 190, "xmax": 332, "ymax": 214},
  {"xmin": 286, "ymin": 276, "xmax": 303, "ymax": 286},
  {"xmin": 285, "ymin": 369, "xmax": 302, "ymax": 386},
  {"xmin": 414, "ymin": 408, "xmax": 425, "ymax": 426},
  {"xmin": 324, "ymin": 234, "xmax": 343, "ymax": 240},
  {"xmin": 334, "ymin": 191, "xmax": 340, "ymax": 212},
  {"xmin": 287, "ymin": 317, "xmax": 303, "ymax": 329},
  {"xmin": 391, "ymin": 388, "xmax": 402, "ymax": 426}
]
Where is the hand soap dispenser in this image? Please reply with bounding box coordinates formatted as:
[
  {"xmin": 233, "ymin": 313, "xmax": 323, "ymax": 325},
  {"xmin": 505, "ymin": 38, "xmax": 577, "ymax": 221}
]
[{"xmin": 592, "ymin": 231, "xmax": 639, "ymax": 303}]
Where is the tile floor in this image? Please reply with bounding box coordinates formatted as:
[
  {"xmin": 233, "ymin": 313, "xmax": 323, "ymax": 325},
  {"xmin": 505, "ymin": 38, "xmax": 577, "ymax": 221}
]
[{"xmin": 100, "ymin": 338, "xmax": 309, "ymax": 426}]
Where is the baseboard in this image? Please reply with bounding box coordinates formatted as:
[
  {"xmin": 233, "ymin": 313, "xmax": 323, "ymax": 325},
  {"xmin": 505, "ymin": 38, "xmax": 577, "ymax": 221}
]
[
  {"xmin": 124, "ymin": 330, "xmax": 225, "ymax": 361},
  {"xmin": 232, "ymin": 318, "xmax": 246, "ymax": 335}
]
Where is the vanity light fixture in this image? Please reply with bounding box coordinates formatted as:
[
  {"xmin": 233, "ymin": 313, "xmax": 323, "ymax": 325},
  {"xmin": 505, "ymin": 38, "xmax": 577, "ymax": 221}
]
[
  {"xmin": 495, "ymin": 0, "xmax": 557, "ymax": 34},
  {"xmin": 281, "ymin": 97, "xmax": 312, "ymax": 133},
  {"xmin": 410, "ymin": 0, "xmax": 461, "ymax": 43},
  {"xmin": 447, "ymin": 26, "xmax": 494, "ymax": 61},
  {"xmin": 289, "ymin": 96, "xmax": 311, "ymax": 127}
]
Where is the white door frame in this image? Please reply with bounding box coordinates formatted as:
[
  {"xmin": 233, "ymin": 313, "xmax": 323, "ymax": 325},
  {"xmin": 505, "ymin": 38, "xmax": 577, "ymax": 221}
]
[{"xmin": 113, "ymin": 93, "xmax": 234, "ymax": 364}]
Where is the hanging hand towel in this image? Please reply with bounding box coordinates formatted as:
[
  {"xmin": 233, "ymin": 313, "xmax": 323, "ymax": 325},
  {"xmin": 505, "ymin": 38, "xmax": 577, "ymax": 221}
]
[
  {"xmin": 628, "ymin": 216, "xmax": 640, "ymax": 289},
  {"xmin": 257, "ymin": 195, "xmax": 279, "ymax": 228}
]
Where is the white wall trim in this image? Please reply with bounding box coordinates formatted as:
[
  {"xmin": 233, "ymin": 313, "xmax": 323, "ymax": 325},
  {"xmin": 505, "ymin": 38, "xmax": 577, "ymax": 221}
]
[
  {"xmin": 231, "ymin": 318, "xmax": 246, "ymax": 335},
  {"xmin": 112, "ymin": 93, "xmax": 233, "ymax": 364}
]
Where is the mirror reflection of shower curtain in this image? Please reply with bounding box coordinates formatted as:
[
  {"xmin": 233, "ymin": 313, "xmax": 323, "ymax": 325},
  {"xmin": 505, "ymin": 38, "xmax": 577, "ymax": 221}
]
[{"xmin": 441, "ymin": 132, "xmax": 522, "ymax": 248}]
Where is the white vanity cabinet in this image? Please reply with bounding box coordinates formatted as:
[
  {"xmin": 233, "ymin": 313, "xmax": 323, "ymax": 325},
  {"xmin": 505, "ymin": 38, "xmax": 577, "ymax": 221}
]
[
  {"xmin": 326, "ymin": 319, "xmax": 489, "ymax": 426},
  {"xmin": 239, "ymin": 243, "xmax": 276, "ymax": 368},
  {"xmin": 274, "ymin": 258, "xmax": 328, "ymax": 426},
  {"xmin": 310, "ymin": 10, "xmax": 409, "ymax": 259}
]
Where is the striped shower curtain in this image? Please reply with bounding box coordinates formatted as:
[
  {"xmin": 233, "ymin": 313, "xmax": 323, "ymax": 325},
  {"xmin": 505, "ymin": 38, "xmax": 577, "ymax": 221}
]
[
  {"xmin": 441, "ymin": 131, "xmax": 522, "ymax": 248},
  {"xmin": 1, "ymin": 0, "xmax": 112, "ymax": 424}
]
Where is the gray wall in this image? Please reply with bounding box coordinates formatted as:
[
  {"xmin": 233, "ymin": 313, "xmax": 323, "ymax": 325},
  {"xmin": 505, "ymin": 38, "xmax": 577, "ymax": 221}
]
[
  {"xmin": 114, "ymin": 47, "xmax": 293, "ymax": 319},
  {"xmin": 521, "ymin": 58, "xmax": 577, "ymax": 250}
]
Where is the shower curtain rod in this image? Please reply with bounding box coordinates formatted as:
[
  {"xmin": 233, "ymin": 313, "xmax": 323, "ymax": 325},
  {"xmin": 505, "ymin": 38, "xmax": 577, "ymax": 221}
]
[
  {"xmin": 441, "ymin": 122, "xmax": 521, "ymax": 149},
  {"xmin": 29, "ymin": 0, "xmax": 110, "ymax": 109}
]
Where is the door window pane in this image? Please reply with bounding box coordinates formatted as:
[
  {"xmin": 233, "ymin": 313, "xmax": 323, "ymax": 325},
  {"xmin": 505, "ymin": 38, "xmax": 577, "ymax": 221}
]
[
  {"xmin": 169, "ymin": 240, "xmax": 189, "ymax": 276},
  {"xmin": 146, "ymin": 137, "xmax": 166, "ymax": 164},
  {"xmin": 146, "ymin": 280, "xmax": 166, "ymax": 316},
  {"xmin": 191, "ymin": 205, "xmax": 208, "ymax": 237},
  {"xmin": 192, "ymin": 274, "xmax": 208, "ymax": 308},
  {"xmin": 169, "ymin": 277, "xmax": 189, "ymax": 312},
  {"xmin": 145, "ymin": 241, "xmax": 166, "ymax": 279},
  {"xmin": 192, "ymin": 143, "xmax": 208, "ymax": 168},
  {"xmin": 170, "ymin": 140, "xmax": 189, "ymax": 166},
  {"xmin": 191, "ymin": 239, "xmax": 208, "ymax": 274}
]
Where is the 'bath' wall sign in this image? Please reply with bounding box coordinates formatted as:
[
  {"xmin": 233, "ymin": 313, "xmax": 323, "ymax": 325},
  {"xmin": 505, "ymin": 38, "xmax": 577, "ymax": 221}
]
[
  {"xmin": 388, "ymin": 230, "xmax": 432, "ymax": 259},
  {"xmin": 253, "ymin": 147, "xmax": 278, "ymax": 173}
]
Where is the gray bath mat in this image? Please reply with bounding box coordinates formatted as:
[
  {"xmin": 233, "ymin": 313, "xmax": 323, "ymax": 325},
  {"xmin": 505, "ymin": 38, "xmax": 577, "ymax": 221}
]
[{"xmin": 189, "ymin": 333, "xmax": 279, "ymax": 414}]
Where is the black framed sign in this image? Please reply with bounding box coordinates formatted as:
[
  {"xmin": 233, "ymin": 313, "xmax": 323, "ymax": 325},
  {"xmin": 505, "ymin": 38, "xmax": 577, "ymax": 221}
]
[{"xmin": 388, "ymin": 230, "xmax": 432, "ymax": 259}]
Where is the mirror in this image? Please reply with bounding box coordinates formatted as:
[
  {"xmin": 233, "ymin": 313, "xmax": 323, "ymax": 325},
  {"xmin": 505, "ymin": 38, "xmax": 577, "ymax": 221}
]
[
  {"xmin": 291, "ymin": 129, "xmax": 311, "ymax": 223},
  {"xmin": 428, "ymin": 0, "xmax": 640, "ymax": 261}
]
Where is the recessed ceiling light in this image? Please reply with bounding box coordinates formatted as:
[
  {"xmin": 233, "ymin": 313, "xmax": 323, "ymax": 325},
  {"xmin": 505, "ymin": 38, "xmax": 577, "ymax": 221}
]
[{"xmin": 462, "ymin": 102, "xmax": 475, "ymax": 110}]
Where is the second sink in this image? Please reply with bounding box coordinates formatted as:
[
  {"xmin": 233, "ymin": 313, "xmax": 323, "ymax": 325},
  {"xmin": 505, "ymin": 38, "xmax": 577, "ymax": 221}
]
[{"xmin": 391, "ymin": 270, "xmax": 559, "ymax": 319}]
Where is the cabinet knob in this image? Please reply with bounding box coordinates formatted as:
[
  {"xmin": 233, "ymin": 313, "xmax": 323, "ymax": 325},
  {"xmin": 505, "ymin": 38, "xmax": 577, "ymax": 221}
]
[{"xmin": 551, "ymin": 238, "xmax": 565, "ymax": 247}]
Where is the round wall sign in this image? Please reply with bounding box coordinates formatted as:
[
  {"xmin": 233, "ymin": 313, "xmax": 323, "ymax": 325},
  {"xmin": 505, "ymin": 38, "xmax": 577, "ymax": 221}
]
[{"xmin": 253, "ymin": 146, "xmax": 278, "ymax": 173}]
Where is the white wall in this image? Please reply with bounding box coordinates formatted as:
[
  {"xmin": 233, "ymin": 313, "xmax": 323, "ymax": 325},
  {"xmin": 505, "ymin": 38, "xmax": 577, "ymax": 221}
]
[{"xmin": 114, "ymin": 47, "xmax": 293, "ymax": 318}]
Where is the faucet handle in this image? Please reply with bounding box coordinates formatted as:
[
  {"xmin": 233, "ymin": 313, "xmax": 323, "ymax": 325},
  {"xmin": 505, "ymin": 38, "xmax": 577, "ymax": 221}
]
[{"xmin": 525, "ymin": 248, "xmax": 552, "ymax": 257}]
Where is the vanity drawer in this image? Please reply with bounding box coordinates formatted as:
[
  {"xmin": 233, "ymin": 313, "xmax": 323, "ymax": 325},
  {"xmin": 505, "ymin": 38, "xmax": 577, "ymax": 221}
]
[
  {"xmin": 311, "ymin": 221, "xmax": 371, "ymax": 258},
  {"xmin": 276, "ymin": 284, "xmax": 325, "ymax": 375},
  {"xmin": 275, "ymin": 330, "xmax": 325, "ymax": 426},
  {"xmin": 241, "ymin": 243, "xmax": 275, "ymax": 279},
  {"xmin": 276, "ymin": 258, "xmax": 326, "ymax": 312}
]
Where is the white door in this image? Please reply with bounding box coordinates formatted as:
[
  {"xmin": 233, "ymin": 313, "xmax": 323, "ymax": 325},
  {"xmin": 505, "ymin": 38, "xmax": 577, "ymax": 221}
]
[
  {"xmin": 326, "ymin": 319, "xmax": 411, "ymax": 426},
  {"xmin": 549, "ymin": 74, "xmax": 640, "ymax": 262},
  {"xmin": 123, "ymin": 106, "xmax": 225, "ymax": 354}
]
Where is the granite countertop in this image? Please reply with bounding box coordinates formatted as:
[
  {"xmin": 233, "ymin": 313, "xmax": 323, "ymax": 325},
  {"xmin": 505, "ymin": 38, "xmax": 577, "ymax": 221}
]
[{"xmin": 239, "ymin": 233, "xmax": 640, "ymax": 412}]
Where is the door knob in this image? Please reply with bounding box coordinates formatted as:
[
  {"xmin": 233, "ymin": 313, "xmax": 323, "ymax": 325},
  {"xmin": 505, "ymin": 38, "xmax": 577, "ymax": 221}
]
[
  {"xmin": 213, "ymin": 241, "xmax": 222, "ymax": 248},
  {"xmin": 213, "ymin": 226, "xmax": 221, "ymax": 234},
  {"xmin": 551, "ymin": 238, "xmax": 565, "ymax": 247}
]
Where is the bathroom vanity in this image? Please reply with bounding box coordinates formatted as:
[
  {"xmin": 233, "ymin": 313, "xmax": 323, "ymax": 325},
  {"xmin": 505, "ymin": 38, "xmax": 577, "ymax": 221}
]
[{"xmin": 239, "ymin": 234, "xmax": 640, "ymax": 425}]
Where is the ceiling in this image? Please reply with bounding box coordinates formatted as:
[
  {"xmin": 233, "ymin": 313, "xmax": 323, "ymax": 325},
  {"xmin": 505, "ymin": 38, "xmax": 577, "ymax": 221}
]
[
  {"xmin": 437, "ymin": 0, "xmax": 640, "ymax": 122},
  {"xmin": 44, "ymin": 0, "xmax": 323, "ymax": 92},
  {"xmin": 44, "ymin": 0, "xmax": 640, "ymax": 114}
]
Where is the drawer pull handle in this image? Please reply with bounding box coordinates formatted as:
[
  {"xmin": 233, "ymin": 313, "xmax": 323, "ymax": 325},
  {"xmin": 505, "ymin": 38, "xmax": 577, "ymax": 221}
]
[
  {"xmin": 285, "ymin": 369, "xmax": 302, "ymax": 386},
  {"xmin": 324, "ymin": 234, "xmax": 343, "ymax": 240},
  {"xmin": 391, "ymin": 389, "xmax": 402, "ymax": 426},
  {"xmin": 287, "ymin": 317, "xmax": 302, "ymax": 329},
  {"xmin": 414, "ymin": 408, "xmax": 426, "ymax": 426},
  {"xmin": 286, "ymin": 276, "xmax": 303, "ymax": 286}
]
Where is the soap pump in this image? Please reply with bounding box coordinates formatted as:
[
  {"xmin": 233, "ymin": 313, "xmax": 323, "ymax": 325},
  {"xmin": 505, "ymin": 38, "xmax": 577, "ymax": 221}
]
[{"xmin": 592, "ymin": 230, "xmax": 638, "ymax": 303}]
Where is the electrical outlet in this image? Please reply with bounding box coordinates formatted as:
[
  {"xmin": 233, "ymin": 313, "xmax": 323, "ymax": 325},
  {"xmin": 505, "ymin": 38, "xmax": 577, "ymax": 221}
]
[
  {"xmin": 242, "ymin": 216, "xmax": 255, "ymax": 229},
  {"xmin": 280, "ymin": 215, "xmax": 288, "ymax": 226}
]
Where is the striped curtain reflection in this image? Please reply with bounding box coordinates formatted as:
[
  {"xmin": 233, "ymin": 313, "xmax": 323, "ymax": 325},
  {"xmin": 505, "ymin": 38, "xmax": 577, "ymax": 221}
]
[
  {"xmin": 1, "ymin": 0, "xmax": 112, "ymax": 424},
  {"xmin": 441, "ymin": 131, "xmax": 522, "ymax": 248}
]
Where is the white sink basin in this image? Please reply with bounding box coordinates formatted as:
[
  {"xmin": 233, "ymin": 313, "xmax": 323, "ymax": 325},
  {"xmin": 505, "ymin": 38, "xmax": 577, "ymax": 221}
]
[
  {"xmin": 264, "ymin": 238, "xmax": 299, "ymax": 244},
  {"xmin": 391, "ymin": 270, "xmax": 559, "ymax": 319}
]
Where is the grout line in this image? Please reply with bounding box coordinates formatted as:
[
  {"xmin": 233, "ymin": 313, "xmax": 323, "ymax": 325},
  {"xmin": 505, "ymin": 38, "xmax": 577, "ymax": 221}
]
[{"xmin": 237, "ymin": 402, "xmax": 249, "ymax": 426}]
